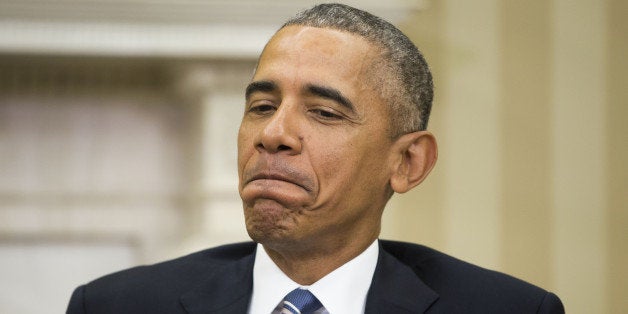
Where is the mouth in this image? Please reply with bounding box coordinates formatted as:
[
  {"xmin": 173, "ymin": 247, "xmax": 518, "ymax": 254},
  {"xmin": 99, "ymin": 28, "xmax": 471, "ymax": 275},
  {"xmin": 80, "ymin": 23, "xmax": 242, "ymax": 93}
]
[{"xmin": 246, "ymin": 172, "xmax": 312, "ymax": 192}]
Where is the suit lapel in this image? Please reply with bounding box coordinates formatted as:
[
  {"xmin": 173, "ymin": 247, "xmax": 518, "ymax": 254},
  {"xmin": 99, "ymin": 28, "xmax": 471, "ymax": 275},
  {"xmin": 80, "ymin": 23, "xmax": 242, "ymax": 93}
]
[
  {"xmin": 178, "ymin": 241, "xmax": 438, "ymax": 313},
  {"xmin": 179, "ymin": 247, "xmax": 256, "ymax": 314},
  {"xmin": 365, "ymin": 243, "xmax": 439, "ymax": 314}
]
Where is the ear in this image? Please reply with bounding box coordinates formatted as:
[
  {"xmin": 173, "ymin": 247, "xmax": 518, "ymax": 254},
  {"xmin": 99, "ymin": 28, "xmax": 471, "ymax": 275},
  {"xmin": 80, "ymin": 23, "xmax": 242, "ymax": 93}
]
[{"xmin": 389, "ymin": 131, "xmax": 438, "ymax": 193}]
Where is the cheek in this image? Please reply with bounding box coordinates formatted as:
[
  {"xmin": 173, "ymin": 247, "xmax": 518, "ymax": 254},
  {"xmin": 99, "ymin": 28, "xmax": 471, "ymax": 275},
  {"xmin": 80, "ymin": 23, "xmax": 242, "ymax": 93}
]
[
  {"xmin": 312, "ymin": 142, "xmax": 363, "ymax": 189},
  {"xmin": 237, "ymin": 127, "xmax": 254, "ymax": 169},
  {"xmin": 316, "ymin": 137, "xmax": 390, "ymax": 192}
]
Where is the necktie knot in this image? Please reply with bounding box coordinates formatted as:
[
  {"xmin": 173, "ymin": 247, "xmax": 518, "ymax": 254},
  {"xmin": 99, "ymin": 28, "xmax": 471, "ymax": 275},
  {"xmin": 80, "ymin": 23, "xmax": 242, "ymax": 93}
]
[{"xmin": 281, "ymin": 288, "xmax": 322, "ymax": 314}]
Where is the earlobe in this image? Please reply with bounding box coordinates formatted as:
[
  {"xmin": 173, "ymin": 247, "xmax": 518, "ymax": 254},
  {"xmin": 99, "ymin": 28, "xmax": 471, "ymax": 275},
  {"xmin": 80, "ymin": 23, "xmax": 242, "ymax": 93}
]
[{"xmin": 389, "ymin": 131, "xmax": 438, "ymax": 193}]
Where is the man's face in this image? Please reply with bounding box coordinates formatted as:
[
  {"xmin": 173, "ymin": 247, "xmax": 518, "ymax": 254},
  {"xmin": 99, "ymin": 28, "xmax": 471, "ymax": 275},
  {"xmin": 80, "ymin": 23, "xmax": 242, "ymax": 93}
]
[{"xmin": 238, "ymin": 26, "xmax": 396, "ymax": 251}]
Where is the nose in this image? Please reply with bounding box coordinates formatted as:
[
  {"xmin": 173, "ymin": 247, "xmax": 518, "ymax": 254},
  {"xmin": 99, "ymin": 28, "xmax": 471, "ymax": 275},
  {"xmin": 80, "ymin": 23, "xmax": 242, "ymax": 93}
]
[{"xmin": 256, "ymin": 103, "xmax": 302, "ymax": 154}]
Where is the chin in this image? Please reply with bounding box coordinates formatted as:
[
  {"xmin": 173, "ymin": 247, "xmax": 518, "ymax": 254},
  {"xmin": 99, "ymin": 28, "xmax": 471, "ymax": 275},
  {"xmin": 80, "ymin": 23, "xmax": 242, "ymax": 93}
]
[
  {"xmin": 245, "ymin": 208, "xmax": 292, "ymax": 243},
  {"xmin": 246, "ymin": 225, "xmax": 295, "ymax": 248}
]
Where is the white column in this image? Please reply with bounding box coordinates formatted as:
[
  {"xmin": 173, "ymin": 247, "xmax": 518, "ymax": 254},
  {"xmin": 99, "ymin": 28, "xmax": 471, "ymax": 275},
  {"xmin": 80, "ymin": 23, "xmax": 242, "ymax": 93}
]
[{"xmin": 173, "ymin": 62, "xmax": 255, "ymax": 255}]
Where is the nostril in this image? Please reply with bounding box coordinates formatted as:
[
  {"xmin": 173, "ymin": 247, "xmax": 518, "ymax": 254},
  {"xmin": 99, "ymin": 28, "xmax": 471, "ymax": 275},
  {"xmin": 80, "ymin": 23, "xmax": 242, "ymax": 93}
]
[{"xmin": 255, "ymin": 142, "xmax": 292, "ymax": 152}]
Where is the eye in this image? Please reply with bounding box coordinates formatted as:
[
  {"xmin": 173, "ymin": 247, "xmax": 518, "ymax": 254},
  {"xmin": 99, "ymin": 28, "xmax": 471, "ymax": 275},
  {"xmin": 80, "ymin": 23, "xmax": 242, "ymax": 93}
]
[
  {"xmin": 248, "ymin": 103, "xmax": 276, "ymax": 115},
  {"xmin": 310, "ymin": 108, "xmax": 342, "ymax": 120}
]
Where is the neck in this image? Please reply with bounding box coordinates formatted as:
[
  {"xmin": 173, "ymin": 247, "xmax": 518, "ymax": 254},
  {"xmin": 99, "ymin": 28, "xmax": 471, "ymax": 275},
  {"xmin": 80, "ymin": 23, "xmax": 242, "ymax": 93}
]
[{"xmin": 262, "ymin": 231, "xmax": 379, "ymax": 285}]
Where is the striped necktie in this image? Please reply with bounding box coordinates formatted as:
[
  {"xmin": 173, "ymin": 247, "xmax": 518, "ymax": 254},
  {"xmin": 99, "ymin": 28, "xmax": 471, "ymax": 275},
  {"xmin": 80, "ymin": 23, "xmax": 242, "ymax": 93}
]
[{"xmin": 280, "ymin": 288, "xmax": 323, "ymax": 314}]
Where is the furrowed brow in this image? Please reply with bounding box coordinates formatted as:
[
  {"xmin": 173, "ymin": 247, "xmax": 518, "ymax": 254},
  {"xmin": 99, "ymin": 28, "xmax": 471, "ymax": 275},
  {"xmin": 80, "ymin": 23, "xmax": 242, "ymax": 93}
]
[
  {"xmin": 305, "ymin": 84, "xmax": 355, "ymax": 112},
  {"xmin": 245, "ymin": 80, "xmax": 277, "ymax": 101}
]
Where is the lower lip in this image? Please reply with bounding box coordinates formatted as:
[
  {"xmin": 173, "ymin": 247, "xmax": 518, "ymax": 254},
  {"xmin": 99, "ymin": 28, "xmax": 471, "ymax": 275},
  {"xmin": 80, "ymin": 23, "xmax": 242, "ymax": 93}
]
[{"xmin": 241, "ymin": 179, "xmax": 309, "ymax": 203}]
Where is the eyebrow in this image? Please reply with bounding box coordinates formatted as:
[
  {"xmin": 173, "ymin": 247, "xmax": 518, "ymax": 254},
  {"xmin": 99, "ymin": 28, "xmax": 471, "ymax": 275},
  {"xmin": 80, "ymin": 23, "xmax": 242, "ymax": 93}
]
[
  {"xmin": 305, "ymin": 84, "xmax": 355, "ymax": 112},
  {"xmin": 245, "ymin": 80, "xmax": 355, "ymax": 112},
  {"xmin": 245, "ymin": 80, "xmax": 278, "ymax": 101}
]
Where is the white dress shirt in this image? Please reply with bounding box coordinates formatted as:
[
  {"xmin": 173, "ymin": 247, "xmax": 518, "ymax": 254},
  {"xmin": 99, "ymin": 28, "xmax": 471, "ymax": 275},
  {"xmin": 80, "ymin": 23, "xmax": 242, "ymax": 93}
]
[{"xmin": 248, "ymin": 240, "xmax": 379, "ymax": 314}]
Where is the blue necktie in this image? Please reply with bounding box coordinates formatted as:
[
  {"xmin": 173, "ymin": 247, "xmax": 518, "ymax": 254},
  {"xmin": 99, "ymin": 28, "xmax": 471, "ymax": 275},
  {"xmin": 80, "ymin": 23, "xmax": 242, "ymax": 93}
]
[{"xmin": 281, "ymin": 288, "xmax": 323, "ymax": 314}]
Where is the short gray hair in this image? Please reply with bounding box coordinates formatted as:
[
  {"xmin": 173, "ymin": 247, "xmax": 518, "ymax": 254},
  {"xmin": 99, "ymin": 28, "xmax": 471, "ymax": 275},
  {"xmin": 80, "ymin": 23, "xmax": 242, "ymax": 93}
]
[{"xmin": 282, "ymin": 3, "xmax": 433, "ymax": 136}]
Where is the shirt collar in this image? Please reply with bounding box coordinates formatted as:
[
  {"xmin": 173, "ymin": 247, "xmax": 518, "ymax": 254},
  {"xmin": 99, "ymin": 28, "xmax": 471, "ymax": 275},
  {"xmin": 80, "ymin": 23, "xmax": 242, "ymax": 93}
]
[
  {"xmin": 249, "ymin": 243, "xmax": 298, "ymax": 314},
  {"xmin": 249, "ymin": 240, "xmax": 379, "ymax": 314}
]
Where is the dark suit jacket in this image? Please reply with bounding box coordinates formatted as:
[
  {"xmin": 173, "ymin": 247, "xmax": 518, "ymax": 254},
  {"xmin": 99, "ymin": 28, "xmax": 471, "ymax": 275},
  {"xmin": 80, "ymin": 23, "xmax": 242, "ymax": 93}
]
[{"xmin": 66, "ymin": 240, "xmax": 564, "ymax": 313}]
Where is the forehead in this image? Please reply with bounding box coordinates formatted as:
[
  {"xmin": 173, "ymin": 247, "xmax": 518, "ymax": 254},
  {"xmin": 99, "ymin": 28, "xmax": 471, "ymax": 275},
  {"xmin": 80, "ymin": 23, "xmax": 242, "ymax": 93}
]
[
  {"xmin": 262, "ymin": 25, "xmax": 373, "ymax": 59},
  {"xmin": 255, "ymin": 26, "xmax": 379, "ymax": 93}
]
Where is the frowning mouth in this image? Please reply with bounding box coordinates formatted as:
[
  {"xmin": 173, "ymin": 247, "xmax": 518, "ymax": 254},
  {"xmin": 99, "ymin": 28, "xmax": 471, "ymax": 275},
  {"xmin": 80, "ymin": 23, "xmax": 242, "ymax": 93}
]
[
  {"xmin": 246, "ymin": 172, "xmax": 312, "ymax": 192},
  {"xmin": 241, "ymin": 157, "xmax": 316, "ymax": 194}
]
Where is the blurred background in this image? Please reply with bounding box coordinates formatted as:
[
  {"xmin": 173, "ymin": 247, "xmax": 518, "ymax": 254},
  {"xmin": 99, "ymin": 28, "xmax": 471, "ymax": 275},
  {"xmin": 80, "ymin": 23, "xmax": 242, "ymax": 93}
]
[{"xmin": 0, "ymin": 0, "xmax": 625, "ymax": 313}]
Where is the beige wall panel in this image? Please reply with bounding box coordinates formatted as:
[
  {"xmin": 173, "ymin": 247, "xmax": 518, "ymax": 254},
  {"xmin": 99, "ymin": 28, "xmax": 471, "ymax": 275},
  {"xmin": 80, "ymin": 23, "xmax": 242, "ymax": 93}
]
[
  {"xmin": 498, "ymin": 1, "xmax": 553, "ymax": 288},
  {"xmin": 439, "ymin": 0, "xmax": 501, "ymax": 268},
  {"xmin": 551, "ymin": 1, "xmax": 608, "ymax": 313},
  {"xmin": 607, "ymin": 1, "xmax": 628, "ymax": 312}
]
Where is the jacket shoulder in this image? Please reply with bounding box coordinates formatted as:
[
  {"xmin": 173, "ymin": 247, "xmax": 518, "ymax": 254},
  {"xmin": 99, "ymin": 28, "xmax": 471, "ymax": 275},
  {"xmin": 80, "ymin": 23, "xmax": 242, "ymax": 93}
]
[
  {"xmin": 68, "ymin": 242, "xmax": 256, "ymax": 314},
  {"xmin": 379, "ymin": 240, "xmax": 564, "ymax": 313}
]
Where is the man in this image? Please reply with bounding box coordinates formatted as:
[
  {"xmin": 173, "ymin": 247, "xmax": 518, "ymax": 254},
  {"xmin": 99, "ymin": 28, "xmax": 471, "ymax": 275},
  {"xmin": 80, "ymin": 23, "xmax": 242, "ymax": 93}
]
[{"xmin": 67, "ymin": 3, "xmax": 564, "ymax": 314}]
